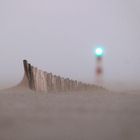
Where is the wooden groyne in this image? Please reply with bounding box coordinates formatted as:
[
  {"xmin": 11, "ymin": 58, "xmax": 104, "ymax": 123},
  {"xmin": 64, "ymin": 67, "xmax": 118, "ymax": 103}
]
[{"xmin": 21, "ymin": 60, "xmax": 100, "ymax": 92}]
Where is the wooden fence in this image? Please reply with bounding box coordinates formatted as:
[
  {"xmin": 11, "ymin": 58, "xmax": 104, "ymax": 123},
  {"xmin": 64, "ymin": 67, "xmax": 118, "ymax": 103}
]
[{"xmin": 21, "ymin": 60, "xmax": 98, "ymax": 92}]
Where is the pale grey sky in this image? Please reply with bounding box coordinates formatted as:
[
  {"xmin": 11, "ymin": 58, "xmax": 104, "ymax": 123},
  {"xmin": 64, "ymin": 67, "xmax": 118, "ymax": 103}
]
[{"xmin": 0, "ymin": 0, "xmax": 140, "ymax": 89}]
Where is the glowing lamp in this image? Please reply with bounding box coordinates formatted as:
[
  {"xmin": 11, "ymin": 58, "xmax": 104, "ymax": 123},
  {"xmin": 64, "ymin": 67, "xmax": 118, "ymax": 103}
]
[{"xmin": 95, "ymin": 47, "xmax": 104, "ymax": 57}]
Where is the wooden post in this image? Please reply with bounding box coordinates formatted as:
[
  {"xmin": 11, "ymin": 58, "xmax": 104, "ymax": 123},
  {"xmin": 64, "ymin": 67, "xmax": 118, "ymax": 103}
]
[
  {"xmin": 28, "ymin": 63, "xmax": 33, "ymax": 89},
  {"xmin": 52, "ymin": 75, "xmax": 57, "ymax": 92},
  {"xmin": 47, "ymin": 73, "xmax": 52, "ymax": 92},
  {"xmin": 35, "ymin": 68, "xmax": 40, "ymax": 92},
  {"xmin": 44, "ymin": 72, "xmax": 48, "ymax": 92},
  {"xmin": 32, "ymin": 67, "xmax": 37, "ymax": 91},
  {"xmin": 57, "ymin": 76, "xmax": 61, "ymax": 91},
  {"xmin": 23, "ymin": 60, "xmax": 30, "ymax": 88},
  {"xmin": 55, "ymin": 76, "xmax": 59, "ymax": 91},
  {"xmin": 41, "ymin": 71, "xmax": 47, "ymax": 92},
  {"xmin": 61, "ymin": 78, "xmax": 65, "ymax": 92},
  {"xmin": 67, "ymin": 78, "xmax": 70, "ymax": 91},
  {"xmin": 74, "ymin": 80, "xmax": 76, "ymax": 90},
  {"xmin": 23, "ymin": 60, "xmax": 29, "ymax": 78},
  {"xmin": 69, "ymin": 80, "xmax": 72, "ymax": 91},
  {"xmin": 31, "ymin": 65, "xmax": 35, "ymax": 90}
]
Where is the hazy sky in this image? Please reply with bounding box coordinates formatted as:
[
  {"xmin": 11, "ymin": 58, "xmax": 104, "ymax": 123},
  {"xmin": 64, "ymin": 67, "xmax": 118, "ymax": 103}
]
[{"xmin": 0, "ymin": 0, "xmax": 140, "ymax": 89}]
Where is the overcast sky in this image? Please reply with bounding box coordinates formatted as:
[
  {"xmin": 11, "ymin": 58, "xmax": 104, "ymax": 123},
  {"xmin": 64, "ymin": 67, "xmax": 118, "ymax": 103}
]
[{"xmin": 0, "ymin": 0, "xmax": 140, "ymax": 89}]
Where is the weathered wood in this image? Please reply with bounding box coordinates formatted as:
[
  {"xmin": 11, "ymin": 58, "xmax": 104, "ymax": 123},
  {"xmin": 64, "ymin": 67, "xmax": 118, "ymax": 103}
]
[
  {"xmin": 23, "ymin": 60, "xmax": 29, "ymax": 78},
  {"xmin": 74, "ymin": 80, "xmax": 78, "ymax": 90},
  {"xmin": 47, "ymin": 73, "xmax": 53, "ymax": 92},
  {"xmin": 32, "ymin": 67, "xmax": 37, "ymax": 91},
  {"xmin": 52, "ymin": 75, "xmax": 57, "ymax": 92},
  {"xmin": 60, "ymin": 78, "xmax": 65, "ymax": 91},
  {"xmin": 35, "ymin": 68, "xmax": 40, "ymax": 92},
  {"xmin": 44, "ymin": 72, "xmax": 48, "ymax": 92},
  {"xmin": 23, "ymin": 60, "xmax": 30, "ymax": 87},
  {"xmin": 65, "ymin": 78, "xmax": 70, "ymax": 91},
  {"xmin": 36, "ymin": 70, "xmax": 47, "ymax": 92},
  {"xmin": 56, "ymin": 76, "xmax": 61, "ymax": 91},
  {"xmin": 31, "ymin": 65, "xmax": 35, "ymax": 90},
  {"xmin": 28, "ymin": 63, "xmax": 33, "ymax": 89},
  {"xmin": 22, "ymin": 60, "xmax": 100, "ymax": 92},
  {"xmin": 42, "ymin": 71, "xmax": 47, "ymax": 92}
]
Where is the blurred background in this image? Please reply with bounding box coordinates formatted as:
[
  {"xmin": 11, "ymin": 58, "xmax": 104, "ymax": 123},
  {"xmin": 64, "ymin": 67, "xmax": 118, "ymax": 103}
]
[{"xmin": 0, "ymin": 0, "xmax": 140, "ymax": 90}]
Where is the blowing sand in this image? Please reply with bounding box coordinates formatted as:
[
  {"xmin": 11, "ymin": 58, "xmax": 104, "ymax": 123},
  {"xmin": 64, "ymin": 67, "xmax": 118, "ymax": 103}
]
[{"xmin": 0, "ymin": 86, "xmax": 140, "ymax": 140}]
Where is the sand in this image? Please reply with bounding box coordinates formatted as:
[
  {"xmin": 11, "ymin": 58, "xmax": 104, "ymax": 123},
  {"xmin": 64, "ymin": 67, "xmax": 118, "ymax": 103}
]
[{"xmin": 0, "ymin": 86, "xmax": 140, "ymax": 140}]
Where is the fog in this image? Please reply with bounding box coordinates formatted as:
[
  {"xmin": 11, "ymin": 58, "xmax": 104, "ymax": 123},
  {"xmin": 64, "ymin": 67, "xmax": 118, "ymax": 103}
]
[{"xmin": 0, "ymin": 0, "xmax": 140, "ymax": 90}]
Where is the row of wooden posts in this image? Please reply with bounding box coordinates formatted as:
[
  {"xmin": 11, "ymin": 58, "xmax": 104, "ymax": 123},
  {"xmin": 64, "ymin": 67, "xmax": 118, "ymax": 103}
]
[{"xmin": 23, "ymin": 60, "xmax": 97, "ymax": 92}]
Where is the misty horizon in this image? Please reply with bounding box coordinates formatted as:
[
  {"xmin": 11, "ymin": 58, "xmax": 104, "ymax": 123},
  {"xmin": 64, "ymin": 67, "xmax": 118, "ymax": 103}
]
[{"xmin": 0, "ymin": 0, "xmax": 140, "ymax": 90}]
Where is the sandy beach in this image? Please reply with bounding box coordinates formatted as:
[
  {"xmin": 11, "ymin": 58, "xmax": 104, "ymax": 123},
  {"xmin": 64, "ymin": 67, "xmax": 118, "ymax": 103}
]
[{"xmin": 0, "ymin": 86, "xmax": 140, "ymax": 140}]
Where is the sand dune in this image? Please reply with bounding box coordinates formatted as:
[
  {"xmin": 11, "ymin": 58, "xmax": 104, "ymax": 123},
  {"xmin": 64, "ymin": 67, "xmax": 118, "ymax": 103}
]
[{"xmin": 0, "ymin": 85, "xmax": 140, "ymax": 140}]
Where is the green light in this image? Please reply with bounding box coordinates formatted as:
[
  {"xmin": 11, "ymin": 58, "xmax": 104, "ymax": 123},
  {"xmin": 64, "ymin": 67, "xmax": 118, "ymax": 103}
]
[{"xmin": 95, "ymin": 47, "xmax": 104, "ymax": 57}]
